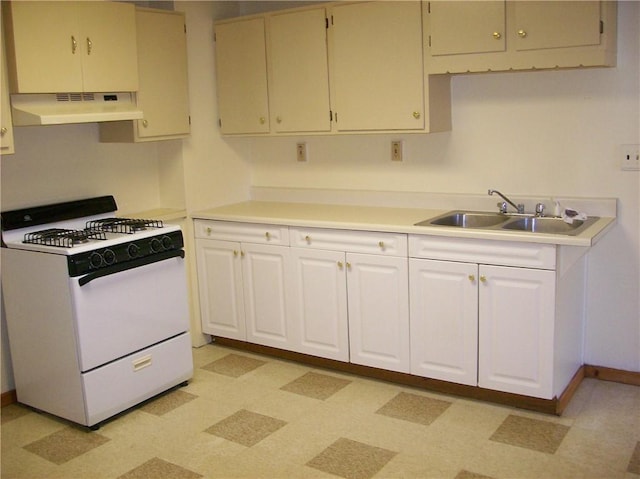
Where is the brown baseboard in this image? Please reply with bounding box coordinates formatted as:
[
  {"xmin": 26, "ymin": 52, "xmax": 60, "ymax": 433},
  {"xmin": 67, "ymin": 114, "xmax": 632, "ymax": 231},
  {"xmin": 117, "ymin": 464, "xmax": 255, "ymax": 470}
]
[
  {"xmin": 584, "ymin": 364, "xmax": 640, "ymax": 386},
  {"xmin": 1, "ymin": 389, "xmax": 17, "ymax": 407},
  {"xmin": 556, "ymin": 365, "xmax": 585, "ymax": 415}
]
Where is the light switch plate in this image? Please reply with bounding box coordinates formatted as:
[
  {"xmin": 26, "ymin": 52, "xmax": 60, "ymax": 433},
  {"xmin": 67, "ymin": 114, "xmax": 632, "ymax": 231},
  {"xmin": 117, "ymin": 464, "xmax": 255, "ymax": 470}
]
[{"xmin": 620, "ymin": 144, "xmax": 640, "ymax": 171}]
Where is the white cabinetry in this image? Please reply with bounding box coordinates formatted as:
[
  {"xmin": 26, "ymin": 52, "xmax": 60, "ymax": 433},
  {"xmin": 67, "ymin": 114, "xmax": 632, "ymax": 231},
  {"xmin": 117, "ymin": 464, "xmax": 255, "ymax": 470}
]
[
  {"xmin": 268, "ymin": 7, "xmax": 331, "ymax": 133},
  {"xmin": 426, "ymin": 0, "xmax": 617, "ymax": 74},
  {"xmin": 3, "ymin": 1, "xmax": 138, "ymax": 93},
  {"xmin": 194, "ymin": 221, "xmax": 295, "ymax": 350},
  {"xmin": 99, "ymin": 8, "xmax": 190, "ymax": 142},
  {"xmin": 1, "ymin": 15, "xmax": 15, "ymax": 155},
  {"xmin": 214, "ymin": 17, "xmax": 269, "ymax": 134},
  {"xmin": 409, "ymin": 235, "xmax": 569, "ymax": 399},
  {"xmin": 290, "ymin": 228, "xmax": 410, "ymax": 372}
]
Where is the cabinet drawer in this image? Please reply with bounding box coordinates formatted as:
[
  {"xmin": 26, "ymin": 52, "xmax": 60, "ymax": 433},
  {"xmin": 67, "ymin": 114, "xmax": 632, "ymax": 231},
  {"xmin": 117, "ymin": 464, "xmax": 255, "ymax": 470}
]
[
  {"xmin": 194, "ymin": 220, "xmax": 289, "ymax": 245},
  {"xmin": 290, "ymin": 227, "xmax": 407, "ymax": 256},
  {"xmin": 409, "ymin": 235, "xmax": 556, "ymax": 270}
]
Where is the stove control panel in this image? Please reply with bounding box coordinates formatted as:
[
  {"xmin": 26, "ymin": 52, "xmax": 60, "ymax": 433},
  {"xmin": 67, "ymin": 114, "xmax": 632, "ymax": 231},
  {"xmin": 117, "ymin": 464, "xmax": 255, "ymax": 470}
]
[{"xmin": 67, "ymin": 230, "xmax": 184, "ymax": 277}]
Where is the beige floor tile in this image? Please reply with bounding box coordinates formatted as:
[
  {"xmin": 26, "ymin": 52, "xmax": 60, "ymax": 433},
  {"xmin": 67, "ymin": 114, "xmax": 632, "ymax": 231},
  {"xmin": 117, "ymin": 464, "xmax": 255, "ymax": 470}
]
[
  {"xmin": 307, "ymin": 437, "xmax": 397, "ymax": 479},
  {"xmin": 139, "ymin": 389, "xmax": 197, "ymax": 416},
  {"xmin": 376, "ymin": 391, "xmax": 452, "ymax": 426},
  {"xmin": 23, "ymin": 427, "xmax": 111, "ymax": 465},
  {"xmin": 490, "ymin": 414, "xmax": 570, "ymax": 454},
  {"xmin": 205, "ymin": 409, "xmax": 288, "ymax": 447},
  {"xmin": 117, "ymin": 457, "xmax": 203, "ymax": 479},
  {"xmin": 1, "ymin": 403, "xmax": 31, "ymax": 424},
  {"xmin": 281, "ymin": 371, "xmax": 353, "ymax": 400}
]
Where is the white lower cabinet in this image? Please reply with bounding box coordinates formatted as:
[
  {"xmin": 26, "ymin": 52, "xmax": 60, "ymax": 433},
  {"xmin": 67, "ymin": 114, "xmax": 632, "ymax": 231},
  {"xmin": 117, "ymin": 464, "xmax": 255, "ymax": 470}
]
[
  {"xmin": 409, "ymin": 235, "xmax": 561, "ymax": 399},
  {"xmin": 194, "ymin": 221, "xmax": 295, "ymax": 350}
]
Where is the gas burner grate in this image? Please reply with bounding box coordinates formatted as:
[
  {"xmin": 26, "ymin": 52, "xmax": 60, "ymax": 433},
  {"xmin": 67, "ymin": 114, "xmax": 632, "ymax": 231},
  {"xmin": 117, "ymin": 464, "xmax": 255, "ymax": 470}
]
[
  {"xmin": 23, "ymin": 228, "xmax": 107, "ymax": 248},
  {"xmin": 86, "ymin": 218, "xmax": 164, "ymax": 234}
]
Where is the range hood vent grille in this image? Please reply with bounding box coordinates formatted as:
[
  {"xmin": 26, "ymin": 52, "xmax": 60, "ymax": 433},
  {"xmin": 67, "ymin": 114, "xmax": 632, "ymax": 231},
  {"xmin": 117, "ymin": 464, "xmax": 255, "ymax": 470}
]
[{"xmin": 55, "ymin": 93, "xmax": 96, "ymax": 103}]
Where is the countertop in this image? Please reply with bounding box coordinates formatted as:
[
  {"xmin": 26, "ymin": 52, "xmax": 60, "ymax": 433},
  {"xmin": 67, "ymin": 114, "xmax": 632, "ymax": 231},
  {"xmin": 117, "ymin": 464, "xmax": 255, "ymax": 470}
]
[{"xmin": 192, "ymin": 201, "xmax": 616, "ymax": 247}]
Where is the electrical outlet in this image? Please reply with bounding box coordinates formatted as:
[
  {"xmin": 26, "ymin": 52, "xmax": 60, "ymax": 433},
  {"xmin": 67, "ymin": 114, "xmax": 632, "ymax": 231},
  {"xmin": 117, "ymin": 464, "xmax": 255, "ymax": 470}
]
[
  {"xmin": 620, "ymin": 144, "xmax": 640, "ymax": 171},
  {"xmin": 296, "ymin": 142, "xmax": 307, "ymax": 162},
  {"xmin": 391, "ymin": 140, "xmax": 403, "ymax": 162}
]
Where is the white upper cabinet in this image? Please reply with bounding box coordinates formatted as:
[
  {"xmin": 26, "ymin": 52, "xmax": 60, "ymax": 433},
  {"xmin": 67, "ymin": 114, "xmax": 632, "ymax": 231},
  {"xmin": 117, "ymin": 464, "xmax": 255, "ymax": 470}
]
[
  {"xmin": 3, "ymin": 1, "xmax": 139, "ymax": 93},
  {"xmin": 1, "ymin": 21, "xmax": 15, "ymax": 155},
  {"xmin": 99, "ymin": 8, "xmax": 191, "ymax": 143},
  {"xmin": 426, "ymin": 0, "xmax": 617, "ymax": 74},
  {"xmin": 429, "ymin": 1, "xmax": 506, "ymax": 57},
  {"xmin": 214, "ymin": 17, "xmax": 270, "ymax": 135},
  {"xmin": 268, "ymin": 7, "xmax": 331, "ymax": 133},
  {"xmin": 329, "ymin": 1, "xmax": 425, "ymax": 132}
]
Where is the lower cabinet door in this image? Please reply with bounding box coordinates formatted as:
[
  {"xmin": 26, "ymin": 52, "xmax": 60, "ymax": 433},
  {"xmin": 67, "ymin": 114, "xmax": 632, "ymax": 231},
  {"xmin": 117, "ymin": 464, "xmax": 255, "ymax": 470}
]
[
  {"xmin": 242, "ymin": 243, "xmax": 296, "ymax": 349},
  {"xmin": 478, "ymin": 265, "xmax": 556, "ymax": 398},
  {"xmin": 347, "ymin": 253, "xmax": 410, "ymax": 373},
  {"xmin": 195, "ymin": 239, "xmax": 246, "ymax": 340},
  {"xmin": 290, "ymin": 248, "xmax": 349, "ymax": 361},
  {"xmin": 409, "ymin": 258, "xmax": 478, "ymax": 386}
]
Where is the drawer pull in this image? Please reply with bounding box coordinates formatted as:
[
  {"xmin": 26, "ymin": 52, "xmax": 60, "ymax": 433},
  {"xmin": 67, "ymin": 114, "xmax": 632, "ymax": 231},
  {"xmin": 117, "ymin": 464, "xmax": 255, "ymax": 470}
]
[
  {"xmin": 206, "ymin": 227, "xmax": 212, "ymax": 235},
  {"xmin": 305, "ymin": 235, "xmax": 311, "ymax": 243},
  {"xmin": 265, "ymin": 232, "xmax": 271, "ymax": 240},
  {"xmin": 132, "ymin": 355, "xmax": 152, "ymax": 372},
  {"xmin": 378, "ymin": 241, "xmax": 385, "ymax": 249},
  {"xmin": 480, "ymin": 275, "xmax": 487, "ymax": 283}
]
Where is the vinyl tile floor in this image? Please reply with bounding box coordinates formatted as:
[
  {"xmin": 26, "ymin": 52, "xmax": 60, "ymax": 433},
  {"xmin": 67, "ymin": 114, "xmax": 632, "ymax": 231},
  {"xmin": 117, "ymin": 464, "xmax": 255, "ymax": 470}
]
[{"xmin": 2, "ymin": 344, "xmax": 640, "ymax": 479}]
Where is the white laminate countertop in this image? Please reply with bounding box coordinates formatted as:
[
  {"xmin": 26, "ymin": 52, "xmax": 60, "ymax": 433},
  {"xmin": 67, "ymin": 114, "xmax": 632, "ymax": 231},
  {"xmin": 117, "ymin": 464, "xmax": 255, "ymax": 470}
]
[{"xmin": 192, "ymin": 201, "xmax": 616, "ymax": 247}]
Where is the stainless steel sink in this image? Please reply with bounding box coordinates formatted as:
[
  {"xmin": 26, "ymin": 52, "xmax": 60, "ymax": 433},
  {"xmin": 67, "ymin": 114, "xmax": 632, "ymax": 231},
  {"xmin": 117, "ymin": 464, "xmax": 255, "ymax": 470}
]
[
  {"xmin": 500, "ymin": 216, "xmax": 599, "ymax": 235},
  {"xmin": 415, "ymin": 211, "xmax": 509, "ymax": 228},
  {"xmin": 415, "ymin": 210, "xmax": 599, "ymax": 236}
]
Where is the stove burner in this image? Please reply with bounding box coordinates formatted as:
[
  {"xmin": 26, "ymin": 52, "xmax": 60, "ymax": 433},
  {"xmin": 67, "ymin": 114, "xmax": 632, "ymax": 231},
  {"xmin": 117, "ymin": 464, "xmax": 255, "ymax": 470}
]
[
  {"xmin": 23, "ymin": 228, "xmax": 107, "ymax": 248},
  {"xmin": 86, "ymin": 218, "xmax": 164, "ymax": 234}
]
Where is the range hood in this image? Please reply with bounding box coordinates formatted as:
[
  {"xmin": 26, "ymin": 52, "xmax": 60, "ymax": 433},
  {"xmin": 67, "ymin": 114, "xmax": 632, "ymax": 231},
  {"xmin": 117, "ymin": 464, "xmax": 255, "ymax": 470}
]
[{"xmin": 10, "ymin": 92, "xmax": 144, "ymax": 126}]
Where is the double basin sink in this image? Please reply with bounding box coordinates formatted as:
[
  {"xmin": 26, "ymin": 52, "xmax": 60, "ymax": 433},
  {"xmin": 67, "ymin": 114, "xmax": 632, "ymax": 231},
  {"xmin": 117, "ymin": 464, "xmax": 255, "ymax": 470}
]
[{"xmin": 415, "ymin": 211, "xmax": 599, "ymax": 236}]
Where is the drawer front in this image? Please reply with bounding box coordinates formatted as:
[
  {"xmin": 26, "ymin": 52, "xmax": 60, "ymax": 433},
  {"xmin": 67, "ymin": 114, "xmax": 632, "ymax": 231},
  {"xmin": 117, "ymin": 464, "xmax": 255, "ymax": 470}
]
[
  {"xmin": 82, "ymin": 332, "xmax": 193, "ymax": 426},
  {"xmin": 290, "ymin": 227, "xmax": 407, "ymax": 256},
  {"xmin": 195, "ymin": 220, "xmax": 289, "ymax": 245},
  {"xmin": 409, "ymin": 235, "xmax": 556, "ymax": 270}
]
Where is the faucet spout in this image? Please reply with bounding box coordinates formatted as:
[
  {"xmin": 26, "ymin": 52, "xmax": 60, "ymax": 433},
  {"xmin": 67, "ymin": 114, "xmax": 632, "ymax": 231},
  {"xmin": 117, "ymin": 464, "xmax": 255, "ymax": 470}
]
[{"xmin": 488, "ymin": 189, "xmax": 525, "ymax": 214}]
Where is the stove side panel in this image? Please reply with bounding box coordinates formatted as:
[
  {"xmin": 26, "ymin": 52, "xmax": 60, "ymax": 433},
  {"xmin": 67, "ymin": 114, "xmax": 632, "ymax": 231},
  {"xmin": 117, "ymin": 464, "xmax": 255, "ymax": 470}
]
[{"xmin": 1, "ymin": 248, "xmax": 87, "ymax": 424}]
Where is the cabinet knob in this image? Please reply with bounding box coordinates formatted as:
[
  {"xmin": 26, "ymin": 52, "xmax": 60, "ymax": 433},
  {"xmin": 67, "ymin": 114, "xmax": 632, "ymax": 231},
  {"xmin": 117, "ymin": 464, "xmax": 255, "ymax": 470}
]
[
  {"xmin": 240, "ymin": 251, "xmax": 245, "ymax": 258},
  {"xmin": 378, "ymin": 241, "xmax": 385, "ymax": 249},
  {"xmin": 206, "ymin": 227, "xmax": 212, "ymax": 235},
  {"xmin": 346, "ymin": 262, "xmax": 352, "ymax": 269},
  {"xmin": 87, "ymin": 37, "xmax": 93, "ymax": 55},
  {"xmin": 305, "ymin": 235, "xmax": 311, "ymax": 243},
  {"xmin": 0, "ymin": 127, "xmax": 6, "ymax": 136},
  {"xmin": 517, "ymin": 29, "xmax": 527, "ymax": 38},
  {"xmin": 412, "ymin": 111, "xmax": 421, "ymax": 119},
  {"xmin": 259, "ymin": 117, "xmax": 266, "ymax": 124},
  {"xmin": 142, "ymin": 119, "xmax": 148, "ymax": 128},
  {"xmin": 337, "ymin": 261, "xmax": 344, "ymax": 269},
  {"xmin": 265, "ymin": 232, "xmax": 271, "ymax": 240},
  {"xmin": 492, "ymin": 32, "xmax": 502, "ymax": 40},
  {"xmin": 468, "ymin": 274, "xmax": 475, "ymax": 282},
  {"xmin": 233, "ymin": 250, "xmax": 239, "ymax": 257},
  {"xmin": 71, "ymin": 35, "xmax": 78, "ymax": 54},
  {"xmin": 276, "ymin": 116, "xmax": 282, "ymax": 124},
  {"xmin": 480, "ymin": 275, "xmax": 487, "ymax": 283}
]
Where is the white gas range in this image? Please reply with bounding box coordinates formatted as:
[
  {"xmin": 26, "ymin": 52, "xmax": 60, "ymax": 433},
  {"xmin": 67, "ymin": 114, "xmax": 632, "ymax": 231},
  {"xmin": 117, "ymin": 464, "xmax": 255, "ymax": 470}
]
[{"xmin": 1, "ymin": 196, "xmax": 193, "ymax": 429}]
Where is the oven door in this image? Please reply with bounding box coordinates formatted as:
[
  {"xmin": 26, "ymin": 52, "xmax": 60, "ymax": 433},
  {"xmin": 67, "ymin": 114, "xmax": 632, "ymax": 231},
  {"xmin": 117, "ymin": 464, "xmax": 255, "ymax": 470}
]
[{"xmin": 69, "ymin": 252, "xmax": 189, "ymax": 372}]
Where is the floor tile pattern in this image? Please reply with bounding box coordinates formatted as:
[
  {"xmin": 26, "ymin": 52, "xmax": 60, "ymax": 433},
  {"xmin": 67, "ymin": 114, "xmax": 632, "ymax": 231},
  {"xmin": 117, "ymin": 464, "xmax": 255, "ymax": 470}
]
[
  {"xmin": 307, "ymin": 437, "xmax": 397, "ymax": 479},
  {"xmin": 280, "ymin": 371, "xmax": 352, "ymax": 400},
  {"xmin": 375, "ymin": 391, "xmax": 452, "ymax": 425},
  {"xmin": 489, "ymin": 414, "xmax": 570, "ymax": 454},
  {"xmin": 2, "ymin": 344, "xmax": 639, "ymax": 479},
  {"xmin": 23, "ymin": 427, "xmax": 111, "ymax": 465}
]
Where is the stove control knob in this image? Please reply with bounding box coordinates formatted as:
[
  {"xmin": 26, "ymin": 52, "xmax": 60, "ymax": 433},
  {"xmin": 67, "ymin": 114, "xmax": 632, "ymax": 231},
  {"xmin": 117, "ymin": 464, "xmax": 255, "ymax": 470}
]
[
  {"xmin": 89, "ymin": 252, "xmax": 103, "ymax": 269},
  {"xmin": 127, "ymin": 243, "xmax": 140, "ymax": 258},
  {"xmin": 150, "ymin": 237, "xmax": 163, "ymax": 253},
  {"xmin": 103, "ymin": 249, "xmax": 116, "ymax": 265},
  {"xmin": 161, "ymin": 235, "xmax": 173, "ymax": 250}
]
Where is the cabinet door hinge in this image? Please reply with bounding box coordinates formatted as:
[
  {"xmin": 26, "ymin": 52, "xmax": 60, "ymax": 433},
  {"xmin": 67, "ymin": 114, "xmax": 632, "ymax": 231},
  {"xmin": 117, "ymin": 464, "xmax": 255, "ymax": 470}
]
[
  {"xmin": 189, "ymin": 116, "xmax": 191, "ymax": 125},
  {"xmin": 325, "ymin": 17, "xmax": 329, "ymax": 29},
  {"xmin": 600, "ymin": 20, "xmax": 604, "ymax": 34},
  {"xmin": 184, "ymin": 24, "xmax": 187, "ymax": 34},
  {"xmin": 428, "ymin": 35, "xmax": 431, "ymax": 47},
  {"xmin": 329, "ymin": 110, "xmax": 332, "ymax": 122},
  {"xmin": 427, "ymin": 2, "xmax": 431, "ymax": 14},
  {"xmin": 218, "ymin": 118, "xmax": 222, "ymax": 128}
]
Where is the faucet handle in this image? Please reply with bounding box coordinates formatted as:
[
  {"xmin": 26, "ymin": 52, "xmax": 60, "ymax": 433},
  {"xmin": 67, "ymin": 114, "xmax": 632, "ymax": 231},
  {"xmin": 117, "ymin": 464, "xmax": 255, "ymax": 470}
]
[
  {"xmin": 497, "ymin": 201, "xmax": 507, "ymax": 214},
  {"xmin": 535, "ymin": 203, "xmax": 545, "ymax": 216}
]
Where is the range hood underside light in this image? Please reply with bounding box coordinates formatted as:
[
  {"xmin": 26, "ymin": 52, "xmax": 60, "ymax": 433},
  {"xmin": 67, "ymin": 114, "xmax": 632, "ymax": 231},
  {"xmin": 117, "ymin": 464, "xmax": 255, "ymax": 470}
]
[{"xmin": 10, "ymin": 92, "xmax": 144, "ymax": 126}]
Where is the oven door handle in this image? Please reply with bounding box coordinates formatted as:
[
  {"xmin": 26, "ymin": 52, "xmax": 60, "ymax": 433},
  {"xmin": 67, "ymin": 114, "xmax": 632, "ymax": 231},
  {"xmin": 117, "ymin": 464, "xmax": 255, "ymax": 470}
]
[{"xmin": 78, "ymin": 250, "xmax": 185, "ymax": 287}]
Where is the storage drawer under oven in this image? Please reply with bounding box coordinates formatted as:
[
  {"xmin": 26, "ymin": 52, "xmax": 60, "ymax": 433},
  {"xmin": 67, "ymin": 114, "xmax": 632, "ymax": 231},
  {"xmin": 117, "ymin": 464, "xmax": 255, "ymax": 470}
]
[{"xmin": 82, "ymin": 332, "xmax": 193, "ymax": 426}]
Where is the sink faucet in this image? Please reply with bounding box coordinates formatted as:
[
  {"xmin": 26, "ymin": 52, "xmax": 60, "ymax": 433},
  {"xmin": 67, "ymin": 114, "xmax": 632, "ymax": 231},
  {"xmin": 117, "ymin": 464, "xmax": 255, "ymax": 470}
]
[{"xmin": 488, "ymin": 189, "xmax": 525, "ymax": 214}]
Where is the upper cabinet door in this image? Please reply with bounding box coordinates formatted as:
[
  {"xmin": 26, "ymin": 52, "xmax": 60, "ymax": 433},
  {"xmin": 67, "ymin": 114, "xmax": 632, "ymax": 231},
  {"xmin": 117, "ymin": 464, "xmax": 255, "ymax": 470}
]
[
  {"xmin": 215, "ymin": 17, "xmax": 270, "ymax": 135},
  {"xmin": 134, "ymin": 8, "xmax": 190, "ymax": 139},
  {"xmin": 330, "ymin": 1, "xmax": 425, "ymax": 132},
  {"xmin": 513, "ymin": 1, "xmax": 602, "ymax": 51},
  {"xmin": 269, "ymin": 8, "xmax": 331, "ymax": 133},
  {"xmin": 3, "ymin": 1, "xmax": 83, "ymax": 92},
  {"xmin": 3, "ymin": 1, "xmax": 138, "ymax": 93},
  {"xmin": 76, "ymin": 2, "xmax": 139, "ymax": 92},
  {"xmin": 1, "ymin": 22, "xmax": 15, "ymax": 155},
  {"xmin": 430, "ymin": 1, "xmax": 506, "ymax": 56}
]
